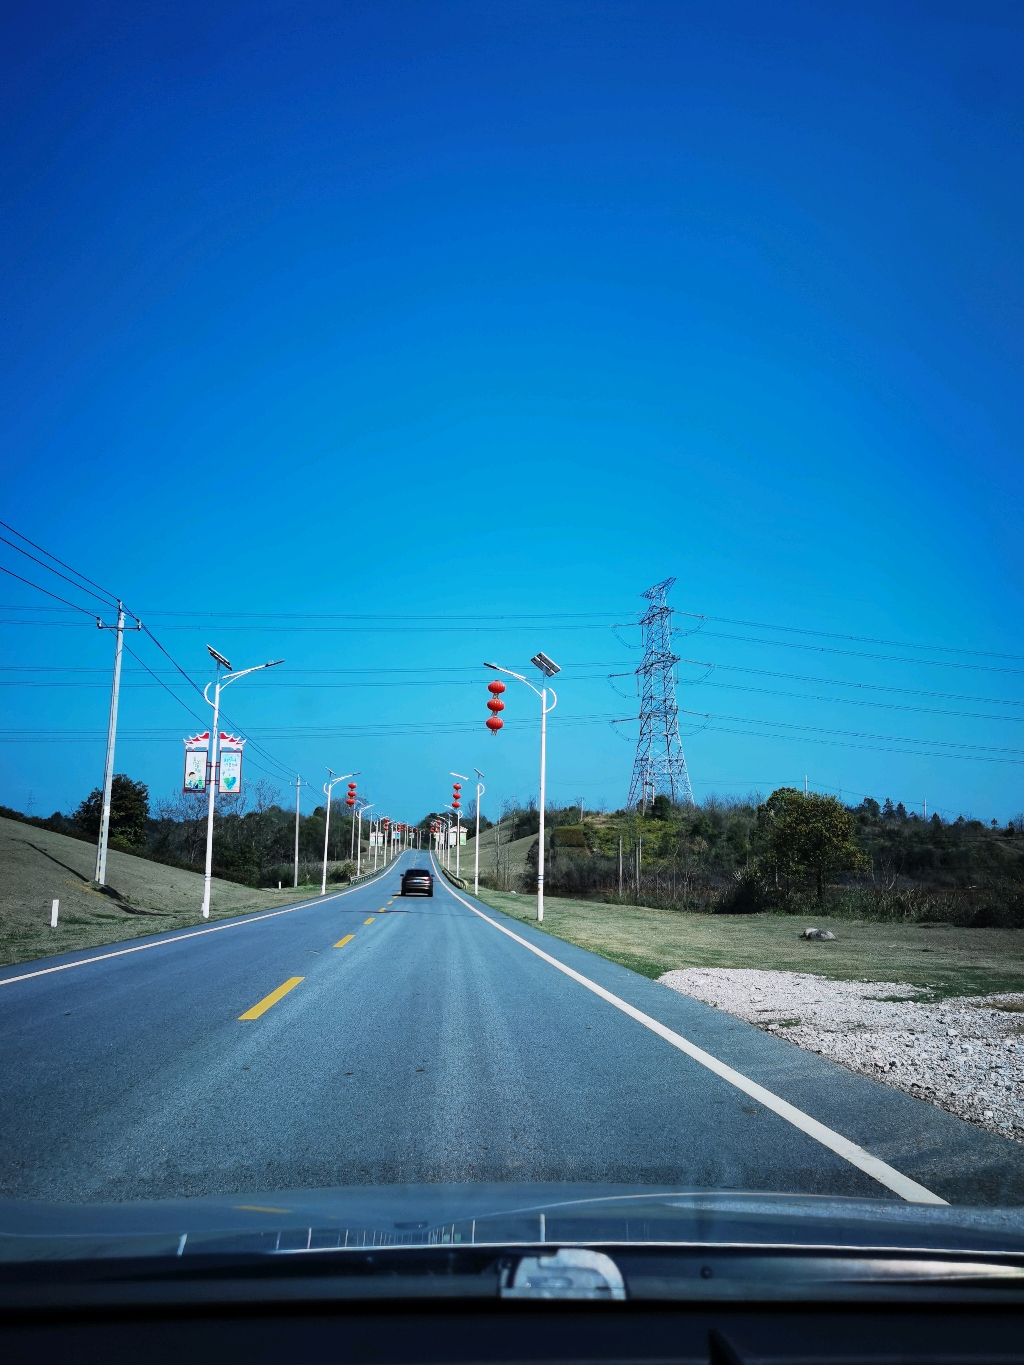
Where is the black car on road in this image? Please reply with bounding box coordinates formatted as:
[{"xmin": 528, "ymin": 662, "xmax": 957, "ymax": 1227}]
[{"xmin": 400, "ymin": 868, "xmax": 433, "ymax": 897}]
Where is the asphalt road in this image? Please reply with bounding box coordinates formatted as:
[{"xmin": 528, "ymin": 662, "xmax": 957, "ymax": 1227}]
[{"xmin": 2, "ymin": 851, "xmax": 1023, "ymax": 1207}]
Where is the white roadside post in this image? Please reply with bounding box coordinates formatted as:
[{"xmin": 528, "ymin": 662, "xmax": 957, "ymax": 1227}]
[
  {"xmin": 200, "ymin": 649, "xmax": 284, "ymax": 918},
  {"xmin": 472, "ymin": 768, "xmax": 485, "ymax": 896},
  {"xmin": 484, "ymin": 653, "xmax": 559, "ymax": 922},
  {"xmin": 321, "ymin": 769, "xmax": 357, "ymax": 896},
  {"xmin": 50, "ymin": 899, "xmax": 59, "ymax": 928},
  {"xmin": 94, "ymin": 601, "xmax": 142, "ymax": 886}
]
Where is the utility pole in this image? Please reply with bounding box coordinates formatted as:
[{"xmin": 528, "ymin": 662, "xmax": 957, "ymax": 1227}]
[
  {"xmin": 618, "ymin": 836, "xmax": 623, "ymax": 897},
  {"xmin": 293, "ymin": 775, "xmax": 301, "ymax": 888},
  {"xmin": 804, "ymin": 775, "xmax": 809, "ymax": 795},
  {"xmin": 473, "ymin": 768, "xmax": 485, "ymax": 896},
  {"xmin": 94, "ymin": 602, "xmax": 141, "ymax": 886}
]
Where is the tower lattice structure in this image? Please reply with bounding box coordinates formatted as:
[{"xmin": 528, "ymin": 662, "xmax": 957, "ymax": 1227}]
[{"xmin": 627, "ymin": 577, "xmax": 694, "ymax": 811}]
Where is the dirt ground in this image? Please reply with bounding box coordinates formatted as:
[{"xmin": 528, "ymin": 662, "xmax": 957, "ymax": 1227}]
[{"xmin": 0, "ymin": 816, "xmax": 314, "ymax": 968}]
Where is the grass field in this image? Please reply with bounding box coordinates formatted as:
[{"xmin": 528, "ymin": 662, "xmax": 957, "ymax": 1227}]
[
  {"xmin": 0, "ymin": 816, "xmax": 326, "ymax": 968},
  {"xmin": 473, "ymin": 888, "xmax": 1024, "ymax": 1000}
]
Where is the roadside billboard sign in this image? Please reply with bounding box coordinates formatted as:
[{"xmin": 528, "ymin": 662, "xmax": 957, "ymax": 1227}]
[
  {"xmin": 183, "ymin": 733, "xmax": 210, "ymax": 793},
  {"xmin": 218, "ymin": 733, "xmax": 246, "ymax": 795}
]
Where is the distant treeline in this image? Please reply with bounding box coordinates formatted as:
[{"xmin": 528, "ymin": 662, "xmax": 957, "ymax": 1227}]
[
  {"xmin": 1, "ymin": 777, "xmax": 365, "ymax": 888},
  {"xmin": 6, "ymin": 781, "xmax": 1024, "ymax": 920},
  {"xmin": 477, "ymin": 792, "xmax": 1024, "ymax": 928}
]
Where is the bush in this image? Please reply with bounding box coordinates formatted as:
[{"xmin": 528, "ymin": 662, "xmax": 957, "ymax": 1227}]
[
  {"xmin": 716, "ymin": 871, "xmax": 769, "ymax": 914},
  {"xmin": 553, "ymin": 825, "xmax": 588, "ymax": 849}
]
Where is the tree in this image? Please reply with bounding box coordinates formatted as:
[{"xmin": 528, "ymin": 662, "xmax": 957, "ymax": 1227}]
[
  {"xmin": 153, "ymin": 791, "xmax": 207, "ymax": 864},
  {"xmin": 650, "ymin": 793, "xmax": 673, "ymax": 821},
  {"xmin": 74, "ymin": 774, "xmax": 150, "ymax": 848},
  {"xmin": 755, "ymin": 788, "xmax": 864, "ymax": 901}
]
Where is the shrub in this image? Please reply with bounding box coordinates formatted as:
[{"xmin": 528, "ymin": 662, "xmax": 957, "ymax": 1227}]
[{"xmin": 553, "ymin": 825, "xmax": 588, "ymax": 849}]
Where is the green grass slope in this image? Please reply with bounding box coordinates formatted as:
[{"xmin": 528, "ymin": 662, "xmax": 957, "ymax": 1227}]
[
  {"xmin": 0, "ymin": 816, "xmax": 315, "ymax": 968},
  {"xmin": 474, "ymin": 888, "xmax": 1024, "ymax": 1001}
]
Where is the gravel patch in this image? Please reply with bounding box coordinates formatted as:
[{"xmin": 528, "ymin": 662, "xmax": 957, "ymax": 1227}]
[{"xmin": 659, "ymin": 967, "xmax": 1024, "ymax": 1144}]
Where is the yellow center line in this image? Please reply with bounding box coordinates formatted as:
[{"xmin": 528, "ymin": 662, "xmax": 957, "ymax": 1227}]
[
  {"xmin": 364, "ymin": 917, "xmax": 375, "ymax": 923},
  {"xmin": 334, "ymin": 933, "xmax": 355, "ymax": 948},
  {"xmin": 238, "ymin": 976, "xmax": 304, "ymax": 1021}
]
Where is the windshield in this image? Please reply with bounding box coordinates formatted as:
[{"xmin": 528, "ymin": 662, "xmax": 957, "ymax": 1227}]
[{"xmin": 1, "ymin": 0, "xmax": 1023, "ymax": 1291}]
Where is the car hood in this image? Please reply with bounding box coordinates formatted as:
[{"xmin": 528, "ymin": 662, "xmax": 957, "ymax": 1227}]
[{"xmin": 2, "ymin": 1183, "xmax": 1024, "ymax": 1262}]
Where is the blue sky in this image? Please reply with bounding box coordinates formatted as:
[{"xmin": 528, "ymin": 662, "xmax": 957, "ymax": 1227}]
[{"xmin": 2, "ymin": 1, "xmax": 1023, "ymax": 825}]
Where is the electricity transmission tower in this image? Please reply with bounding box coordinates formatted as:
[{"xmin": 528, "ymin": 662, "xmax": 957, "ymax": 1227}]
[{"xmin": 627, "ymin": 577, "xmax": 694, "ymax": 811}]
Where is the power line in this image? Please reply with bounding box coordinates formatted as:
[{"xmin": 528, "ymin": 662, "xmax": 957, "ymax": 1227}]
[
  {"xmin": 678, "ymin": 658, "xmax": 1024, "ymax": 708},
  {"xmin": 694, "ymin": 628, "xmax": 1024, "ymax": 676},
  {"xmin": 679, "ymin": 709, "xmax": 1024, "ymax": 760},
  {"xmin": 676, "ymin": 611, "xmax": 1024, "ymax": 663},
  {"xmin": 138, "ymin": 624, "xmax": 299, "ymax": 783},
  {"xmin": 0, "ymin": 565, "xmax": 98, "ymax": 617},
  {"xmin": 698, "ymin": 721, "xmax": 1024, "ymax": 767},
  {"xmin": 0, "ymin": 523, "xmax": 303, "ymax": 788},
  {"xmin": 0, "ymin": 521, "xmax": 123, "ymax": 607},
  {"xmin": 692, "ymin": 678, "xmax": 1024, "ymax": 725},
  {"xmin": 121, "ymin": 642, "xmax": 205, "ymax": 728},
  {"xmin": 0, "ymin": 535, "xmax": 116, "ymax": 610}
]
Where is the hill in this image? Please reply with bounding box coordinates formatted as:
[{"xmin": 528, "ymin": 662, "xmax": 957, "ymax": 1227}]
[{"xmin": 0, "ymin": 816, "xmax": 314, "ymax": 968}]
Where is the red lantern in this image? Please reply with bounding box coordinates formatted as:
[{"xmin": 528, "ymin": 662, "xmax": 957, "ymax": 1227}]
[
  {"xmin": 486, "ymin": 678, "xmax": 506, "ymax": 733},
  {"xmin": 346, "ymin": 797, "xmax": 355, "ymax": 807}
]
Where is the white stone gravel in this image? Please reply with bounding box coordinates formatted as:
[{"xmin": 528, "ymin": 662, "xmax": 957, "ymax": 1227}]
[{"xmin": 658, "ymin": 967, "xmax": 1024, "ymax": 1145}]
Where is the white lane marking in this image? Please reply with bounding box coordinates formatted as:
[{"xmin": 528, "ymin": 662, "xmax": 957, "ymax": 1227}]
[
  {"xmin": 0, "ymin": 861, "xmax": 402, "ymax": 989},
  {"xmin": 431, "ymin": 860, "xmax": 946, "ymax": 1207}
]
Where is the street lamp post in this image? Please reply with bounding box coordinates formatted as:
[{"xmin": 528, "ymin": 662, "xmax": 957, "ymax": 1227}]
[
  {"xmin": 200, "ymin": 649, "xmax": 284, "ymax": 918},
  {"xmin": 357, "ymin": 802, "xmax": 373, "ymax": 877},
  {"xmin": 321, "ymin": 769, "xmax": 357, "ymax": 896},
  {"xmin": 484, "ymin": 653, "xmax": 559, "ymax": 922},
  {"xmin": 450, "ymin": 772, "xmax": 468, "ymax": 876},
  {"xmin": 443, "ymin": 807, "xmax": 460, "ymax": 871},
  {"xmin": 434, "ymin": 815, "xmax": 449, "ymax": 868},
  {"xmin": 472, "ymin": 768, "xmax": 485, "ymax": 896}
]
